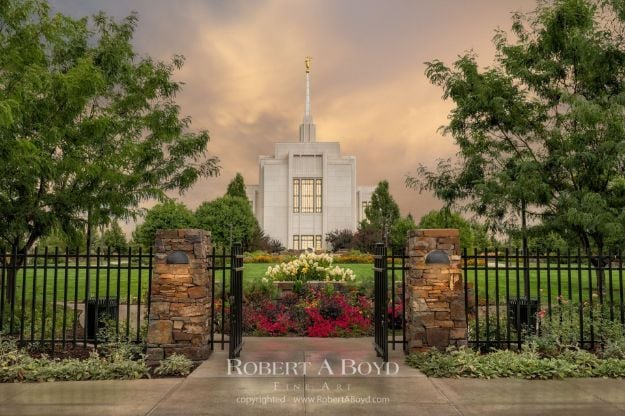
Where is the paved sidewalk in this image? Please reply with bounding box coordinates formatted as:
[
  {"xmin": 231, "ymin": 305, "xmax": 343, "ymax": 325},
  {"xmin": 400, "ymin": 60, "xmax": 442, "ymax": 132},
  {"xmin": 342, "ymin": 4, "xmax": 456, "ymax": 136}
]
[{"xmin": 1, "ymin": 337, "xmax": 625, "ymax": 415}]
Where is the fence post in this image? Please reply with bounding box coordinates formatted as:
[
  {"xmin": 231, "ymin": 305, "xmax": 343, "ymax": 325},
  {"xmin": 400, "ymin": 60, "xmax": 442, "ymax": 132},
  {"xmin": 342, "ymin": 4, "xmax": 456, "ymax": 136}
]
[
  {"xmin": 405, "ymin": 229, "xmax": 467, "ymax": 351},
  {"xmin": 146, "ymin": 229, "xmax": 212, "ymax": 365}
]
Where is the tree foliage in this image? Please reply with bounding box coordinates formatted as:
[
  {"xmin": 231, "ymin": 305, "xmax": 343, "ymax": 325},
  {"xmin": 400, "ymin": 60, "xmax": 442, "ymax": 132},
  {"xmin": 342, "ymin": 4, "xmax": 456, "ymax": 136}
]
[
  {"xmin": 352, "ymin": 221, "xmax": 383, "ymax": 253},
  {"xmin": 0, "ymin": 0, "xmax": 219, "ymax": 299},
  {"xmin": 134, "ymin": 201, "xmax": 196, "ymax": 249},
  {"xmin": 417, "ymin": 209, "xmax": 490, "ymax": 253},
  {"xmin": 226, "ymin": 173, "xmax": 247, "ymax": 199},
  {"xmin": 407, "ymin": 0, "xmax": 625, "ymax": 251},
  {"xmin": 96, "ymin": 222, "xmax": 128, "ymax": 253},
  {"xmin": 37, "ymin": 229, "xmax": 86, "ymax": 253},
  {"xmin": 365, "ymin": 181, "xmax": 400, "ymax": 246},
  {"xmin": 390, "ymin": 215, "xmax": 417, "ymax": 254},
  {"xmin": 194, "ymin": 196, "xmax": 259, "ymax": 250},
  {"xmin": 325, "ymin": 229, "xmax": 356, "ymax": 252}
]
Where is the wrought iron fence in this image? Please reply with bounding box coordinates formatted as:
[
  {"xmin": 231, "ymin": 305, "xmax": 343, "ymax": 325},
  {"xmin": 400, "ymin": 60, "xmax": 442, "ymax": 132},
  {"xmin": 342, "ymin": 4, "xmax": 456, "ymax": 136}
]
[
  {"xmin": 0, "ymin": 247, "xmax": 152, "ymax": 353},
  {"xmin": 208, "ymin": 246, "xmax": 237, "ymax": 351},
  {"xmin": 374, "ymin": 244, "xmax": 409, "ymax": 362},
  {"xmin": 463, "ymin": 248, "xmax": 625, "ymax": 350}
]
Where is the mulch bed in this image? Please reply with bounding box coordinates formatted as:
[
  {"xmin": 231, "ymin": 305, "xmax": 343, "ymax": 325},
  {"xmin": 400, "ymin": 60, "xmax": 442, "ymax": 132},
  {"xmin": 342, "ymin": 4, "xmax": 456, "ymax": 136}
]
[{"xmin": 26, "ymin": 344, "xmax": 96, "ymax": 360}]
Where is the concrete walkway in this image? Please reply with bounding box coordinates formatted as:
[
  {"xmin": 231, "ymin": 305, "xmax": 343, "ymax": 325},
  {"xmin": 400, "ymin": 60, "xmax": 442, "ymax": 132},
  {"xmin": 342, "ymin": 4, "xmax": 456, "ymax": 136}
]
[{"xmin": 1, "ymin": 337, "xmax": 625, "ymax": 415}]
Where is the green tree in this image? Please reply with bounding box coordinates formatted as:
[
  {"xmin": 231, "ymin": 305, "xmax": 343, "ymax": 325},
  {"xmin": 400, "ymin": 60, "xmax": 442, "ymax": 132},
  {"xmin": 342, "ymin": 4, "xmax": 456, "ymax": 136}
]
[
  {"xmin": 325, "ymin": 229, "xmax": 355, "ymax": 252},
  {"xmin": 195, "ymin": 196, "xmax": 259, "ymax": 249},
  {"xmin": 353, "ymin": 221, "xmax": 383, "ymax": 253},
  {"xmin": 0, "ymin": 0, "xmax": 219, "ymax": 301},
  {"xmin": 365, "ymin": 181, "xmax": 400, "ymax": 246},
  {"xmin": 226, "ymin": 173, "xmax": 247, "ymax": 199},
  {"xmin": 134, "ymin": 202, "xmax": 196, "ymax": 249},
  {"xmin": 407, "ymin": 0, "xmax": 625, "ymax": 253},
  {"xmin": 96, "ymin": 222, "xmax": 128, "ymax": 253},
  {"xmin": 390, "ymin": 215, "xmax": 417, "ymax": 254},
  {"xmin": 37, "ymin": 229, "xmax": 87, "ymax": 253},
  {"xmin": 417, "ymin": 209, "xmax": 491, "ymax": 253}
]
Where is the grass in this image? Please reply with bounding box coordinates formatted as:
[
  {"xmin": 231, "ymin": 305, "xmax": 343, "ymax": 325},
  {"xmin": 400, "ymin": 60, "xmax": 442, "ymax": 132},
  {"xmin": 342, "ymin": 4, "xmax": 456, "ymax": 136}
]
[
  {"xmin": 465, "ymin": 266, "xmax": 625, "ymax": 304},
  {"xmin": 2, "ymin": 261, "xmax": 623, "ymax": 307},
  {"xmin": 6, "ymin": 266, "xmax": 150, "ymax": 304}
]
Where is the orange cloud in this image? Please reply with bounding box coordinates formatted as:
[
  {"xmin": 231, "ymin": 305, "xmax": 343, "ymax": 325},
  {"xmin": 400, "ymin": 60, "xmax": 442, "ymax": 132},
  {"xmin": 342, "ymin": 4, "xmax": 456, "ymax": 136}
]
[{"xmin": 50, "ymin": 0, "xmax": 536, "ymax": 232}]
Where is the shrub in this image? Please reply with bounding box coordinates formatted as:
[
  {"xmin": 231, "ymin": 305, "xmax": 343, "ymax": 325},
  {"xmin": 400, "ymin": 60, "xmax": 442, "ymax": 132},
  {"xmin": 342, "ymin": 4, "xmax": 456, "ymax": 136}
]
[
  {"xmin": 408, "ymin": 303, "xmax": 625, "ymax": 380},
  {"xmin": 242, "ymin": 289, "xmax": 372, "ymax": 337},
  {"xmin": 262, "ymin": 253, "xmax": 356, "ymax": 283},
  {"xmin": 405, "ymin": 346, "xmax": 625, "ymax": 379},
  {"xmin": 243, "ymin": 251, "xmax": 295, "ymax": 263},
  {"xmin": 155, "ymin": 353, "xmax": 193, "ymax": 377},
  {"xmin": 526, "ymin": 302, "xmax": 625, "ymax": 356},
  {"xmin": 333, "ymin": 250, "xmax": 373, "ymax": 264},
  {"xmin": 1, "ymin": 303, "xmax": 77, "ymax": 342},
  {"xmin": 325, "ymin": 229, "xmax": 355, "ymax": 252},
  {"xmin": 0, "ymin": 335, "xmax": 148, "ymax": 382}
]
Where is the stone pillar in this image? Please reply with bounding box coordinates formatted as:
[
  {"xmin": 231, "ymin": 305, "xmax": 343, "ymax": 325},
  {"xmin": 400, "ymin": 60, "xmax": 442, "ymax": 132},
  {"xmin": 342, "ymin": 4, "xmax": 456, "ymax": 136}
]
[
  {"xmin": 406, "ymin": 229, "xmax": 467, "ymax": 351},
  {"xmin": 146, "ymin": 229, "xmax": 212, "ymax": 364}
]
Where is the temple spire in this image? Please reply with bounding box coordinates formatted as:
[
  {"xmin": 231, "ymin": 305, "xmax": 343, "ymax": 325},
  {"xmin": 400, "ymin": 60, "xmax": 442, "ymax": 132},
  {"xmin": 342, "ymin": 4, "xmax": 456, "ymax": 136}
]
[{"xmin": 299, "ymin": 56, "xmax": 316, "ymax": 142}]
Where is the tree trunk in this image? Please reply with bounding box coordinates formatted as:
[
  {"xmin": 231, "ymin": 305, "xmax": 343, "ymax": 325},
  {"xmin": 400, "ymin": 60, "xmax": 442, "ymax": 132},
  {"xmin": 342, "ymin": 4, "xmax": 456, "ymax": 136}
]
[
  {"xmin": 594, "ymin": 234, "xmax": 606, "ymax": 300},
  {"xmin": 4, "ymin": 245, "xmax": 28, "ymax": 306},
  {"xmin": 3, "ymin": 250, "xmax": 24, "ymax": 305}
]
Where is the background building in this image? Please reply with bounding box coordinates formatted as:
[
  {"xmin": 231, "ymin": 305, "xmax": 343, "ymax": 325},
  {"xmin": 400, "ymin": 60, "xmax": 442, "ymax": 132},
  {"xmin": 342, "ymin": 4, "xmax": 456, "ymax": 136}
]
[{"xmin": 246, "ymin": 59, "xmax": 373, "ymax": 250}]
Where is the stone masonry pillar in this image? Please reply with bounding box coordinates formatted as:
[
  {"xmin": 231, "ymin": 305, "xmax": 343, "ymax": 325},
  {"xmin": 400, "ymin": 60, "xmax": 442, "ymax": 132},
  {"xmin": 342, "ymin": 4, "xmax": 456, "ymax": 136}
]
[
  {"xmin": 146, "ymin": 229, "xmax": 212, "ymax": 364},
  {"xmin": 406, "ymin": 229, "xmax": 467, "ymax": 351}
]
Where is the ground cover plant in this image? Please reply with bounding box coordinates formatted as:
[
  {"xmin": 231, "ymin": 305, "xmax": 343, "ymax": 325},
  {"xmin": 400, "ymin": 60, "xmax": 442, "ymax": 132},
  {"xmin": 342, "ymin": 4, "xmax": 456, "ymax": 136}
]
[
  {"xmin": 0, "ymin": 335, "xmax": 149, "ymax": 382},
  {"xmin": 0, "ymin": 319, "xmax": 195, "ymax": 382},
  {"xmin": 154, "ymin": 353, "xmax": 194, "ymax": 377},
  {"xmin": 408, "ymin": 302, "xmax": 625, "ymax": 379}
]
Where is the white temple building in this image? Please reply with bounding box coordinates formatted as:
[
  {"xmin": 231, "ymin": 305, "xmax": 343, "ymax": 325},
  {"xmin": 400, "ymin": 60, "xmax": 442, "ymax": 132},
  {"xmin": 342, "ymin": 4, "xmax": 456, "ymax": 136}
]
[{"xmin": 246, "ymin": 58, "xmax": 374, "ymax": 250}]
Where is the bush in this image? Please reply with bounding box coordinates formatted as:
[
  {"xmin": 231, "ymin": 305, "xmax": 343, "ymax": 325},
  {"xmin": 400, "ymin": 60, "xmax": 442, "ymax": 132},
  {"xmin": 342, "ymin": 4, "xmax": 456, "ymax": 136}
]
[
  {"xmin": 405, "ymin": 346, "xmax": 625, "ymax": 379},
  {"xmin": 325, "ymin": 229, "xmax": 355, "ymax": 252},
  {"xmin": 243, "ymin": 288, "xmax": 372, "ymax": 337},
  {"xmin": 262, "ymin": 253, "xmax": 356, "ymax": 283},
  {"xmin": 333, "ymin": 250, "xmax": 373, "ymax": 264},
  {"xmin": 155, "ymin": 353, "xmax": 193, "ymax": 377},
  {"xmin": 1, "ymin": 303, "xmax": 77, "ymax": 343},
  {"xmin": 526, "ymin": 302, "xmax": 625, "ymax": 357},
  {"xmin": 0, "ymin": 335, "xmax": 148, "ymax": 382},
  {"xmin": 243, "ymin": 251, "xmax": 295, "ymax": 263}
]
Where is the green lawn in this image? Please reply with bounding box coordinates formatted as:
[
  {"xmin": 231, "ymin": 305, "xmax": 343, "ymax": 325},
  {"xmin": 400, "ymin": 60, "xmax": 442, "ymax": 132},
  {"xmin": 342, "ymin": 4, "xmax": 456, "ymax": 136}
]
[
  {"xmin": 465, "ymin": 266, "xmax": 625, "ymax": 305},
  {"xmin": 8, "ymin": 266, "xmax": 150, "ymax": 304},
  {"xmin": 4, "ymin": 262, "xmax": 623, "ymax": 307}
]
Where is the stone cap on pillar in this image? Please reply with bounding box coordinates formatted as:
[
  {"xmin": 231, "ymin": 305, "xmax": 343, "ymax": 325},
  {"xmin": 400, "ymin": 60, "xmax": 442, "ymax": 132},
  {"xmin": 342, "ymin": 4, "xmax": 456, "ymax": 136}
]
[{"xmin": 408, "ymin": 229, "xmax": 459, "ymax": 238}]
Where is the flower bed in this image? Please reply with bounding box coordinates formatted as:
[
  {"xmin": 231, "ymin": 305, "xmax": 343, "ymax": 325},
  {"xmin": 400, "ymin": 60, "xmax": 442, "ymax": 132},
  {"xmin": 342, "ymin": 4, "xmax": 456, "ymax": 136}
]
[
  {"xmin": 243, "ymin": 287, "xmax": 372, "ymax": 337},
  {"xmin": 262, "ymin": 252, "xmax": 356, "ymax": 283},
  {"xmin": 273, "ymin": 280, "xmax": 348, "ymax": 298}
]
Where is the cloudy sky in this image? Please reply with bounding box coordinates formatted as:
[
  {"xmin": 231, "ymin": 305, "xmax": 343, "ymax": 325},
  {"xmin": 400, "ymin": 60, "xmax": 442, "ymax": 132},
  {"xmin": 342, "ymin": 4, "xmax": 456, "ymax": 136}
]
[{"xmin": 51, "ymin": 0, "xmax": 535, "ymax": 229}]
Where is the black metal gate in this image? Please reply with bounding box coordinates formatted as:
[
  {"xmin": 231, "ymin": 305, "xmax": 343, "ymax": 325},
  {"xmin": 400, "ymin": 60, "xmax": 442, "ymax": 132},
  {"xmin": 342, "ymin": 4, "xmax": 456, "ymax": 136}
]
[
  {"xmin": 374, "ymin": 243, "xmax": 388, "ymax": 362},
  {"xmin": 373, "ymin": 243, "xmax": 408, "ymax": 362},
  {"xmin": 228, "ymin": 243, "xmax": 243, "ymax": 359},
  {"xmin": 208, "ymin": 243, "xmax": 244, "ymax": 358}
]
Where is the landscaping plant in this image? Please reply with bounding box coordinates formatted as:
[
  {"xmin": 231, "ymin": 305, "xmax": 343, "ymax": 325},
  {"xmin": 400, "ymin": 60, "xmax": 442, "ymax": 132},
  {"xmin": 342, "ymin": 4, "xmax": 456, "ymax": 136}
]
[{"xmin": 154, "ymin": 353, "xmax": 194, "ymax": 377}]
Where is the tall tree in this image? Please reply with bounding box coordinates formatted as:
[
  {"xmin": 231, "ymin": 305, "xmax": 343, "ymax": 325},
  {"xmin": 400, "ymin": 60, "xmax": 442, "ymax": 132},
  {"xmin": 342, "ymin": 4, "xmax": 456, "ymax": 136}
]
[
  {"xmin": 96, "ymin": 222, "xmax": 128, "ymax": 253},
  {"xmin": 0, "ymin": 1, "xmax": 219, "ymax": 300},
  {"xmin": 195, "ymin": 196, "xmax": 259, "ymax": 250},
  {"xmin": 365, "ymin": 180, "xmax": 400, "ymax": 246},
  {"xmin": 226, "ymin": 173, "xmax": 247, "ymax": 199},
  {"xmin": 417, "ymin": 209, "xmax": 490, "ymax": 253},
  {"xmin": 390, "ymin": 215, "xmax": 417, "ymax": 254},
  {"xmin": 134, "ymin": 201, "xmax": 197, "ymax": 249},
  {"xmin": 407, "ymin": 0, "xmax": 625, "ymax": 253}
]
